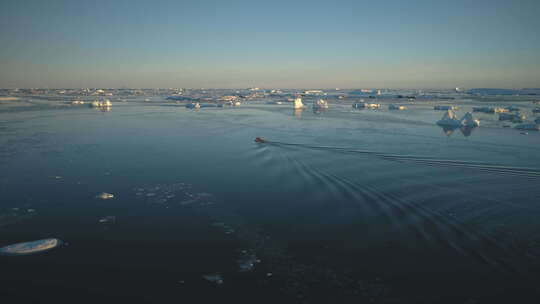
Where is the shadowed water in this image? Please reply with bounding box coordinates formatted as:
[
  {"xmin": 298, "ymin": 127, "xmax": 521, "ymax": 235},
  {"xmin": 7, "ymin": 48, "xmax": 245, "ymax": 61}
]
[{"xmin": 1, "ymin": 98, "xmax": 540, "ymax": 303}]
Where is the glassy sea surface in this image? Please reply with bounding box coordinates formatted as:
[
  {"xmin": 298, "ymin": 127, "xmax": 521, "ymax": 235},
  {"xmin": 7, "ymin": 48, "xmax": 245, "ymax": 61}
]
[{"xmin": 1, "ymin": 96, "xmax": 540, "ymax": 303}]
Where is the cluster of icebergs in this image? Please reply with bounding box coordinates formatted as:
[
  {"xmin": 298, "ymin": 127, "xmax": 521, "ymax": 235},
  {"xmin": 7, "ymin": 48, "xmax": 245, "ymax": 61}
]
[{"xmin": 437, "ymin": 110, "xmax": 480, "ymax": 127}]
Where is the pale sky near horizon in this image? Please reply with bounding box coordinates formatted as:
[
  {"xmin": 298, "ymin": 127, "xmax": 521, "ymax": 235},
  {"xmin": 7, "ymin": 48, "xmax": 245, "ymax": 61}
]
[{"xmin": 1, "ymin": 0, "xmax": 539, "ymax": 89}]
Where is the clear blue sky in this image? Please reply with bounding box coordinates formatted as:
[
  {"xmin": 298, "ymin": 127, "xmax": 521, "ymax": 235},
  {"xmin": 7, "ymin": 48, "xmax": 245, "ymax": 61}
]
[{"xmin": 1, "ymin": 0, "xmax": 539, "ymax": 88}]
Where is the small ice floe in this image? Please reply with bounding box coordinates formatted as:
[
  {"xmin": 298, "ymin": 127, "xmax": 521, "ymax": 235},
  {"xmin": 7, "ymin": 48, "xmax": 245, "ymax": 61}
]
[
  {"xmin": 388, "ymin": 104, "xmax": 406, "ymax": 110},
  {"xmin": 353, "ymin": 101, "xmax": 379, "ymax": 109},
  {"xmin": 515, "ymin": 123, "xmax": 540, "ymax": 131},
  {"xmin": 266, "ymin": 101, "xmax": 282, "ymax": 105},
  {"xmin": 202, "ymin": 274, "xmax": 224, "ymax": 284},
  {"xmin": 71, "ymin": 100, "xmax": 85, "ymax": 105},
  {"xmin": 436, "ymin": 110, "xmax": 462, "ymax": 127},
  {"xmin": 237, "ymin": 251, "xmax": 260, "ymax": 272},
  {"xmin": 0, "ymin": 238, "xmax": 63, "ymax": 256},
  {"xmin": 90, "ymin": 100, "xmax": 112, "ymax": 108},
  {"xmin": 293, "ymin": 97, "xmax": 304, "ymax": 109},
  {"xmin": 312, "ymin": 99, "xmax": 329, "ymax": 110},
  {"xmin": 96, "ymin": 192, "xmax": 114, "ymax": 200},
  {"xmin": 499, "ymin": 112, "xmax": 525, "ymax": 123},
  {"xmin": 98, "ymin": 216, "xmax": 116, "ymax": 224},
  {"xmin": 185, "ymin": 102, "xmax": 201, "ymax": 109},
  {"xmin": 434, "ymin": 105, "xmax": 458, "ymax": 111},
  {"xmin": 460, "ymin": 112, "xmax": 480, "ymax": 127}
]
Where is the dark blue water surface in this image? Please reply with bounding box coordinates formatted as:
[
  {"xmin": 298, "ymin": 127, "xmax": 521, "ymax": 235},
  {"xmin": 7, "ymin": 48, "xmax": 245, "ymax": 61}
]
[{"xmin": 1, "ymin": 98, "xmax": 540, "ymax": 303}]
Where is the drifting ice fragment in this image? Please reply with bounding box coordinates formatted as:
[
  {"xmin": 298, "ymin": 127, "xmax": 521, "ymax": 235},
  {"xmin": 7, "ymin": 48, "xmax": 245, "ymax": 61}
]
[
  {"xmin": 0, "ymin": 238, "xmax": 63, "ymax": 256},
  {"xmin": 96, "ymin": 192, "xmax": 114, "ymax": 200},
  {"xmin": 185, "ymin": 102, "xmax": 201, "ymax": 109},
  {"xmin": 388, "ymin": 104, "xmax": 406, "ymax": 110},
  {"xmin": 202, "ymin": 274, "xmax": 224, "ymax": 284},
  {"xmin": 436, "ymin": 110, "xmax": 462, "ymax": 127},
  {"xmin": 499, "ymin": 113, "xmax": 525, "ymax": 123},
  {"xmin": 99, "ymin": 216, "xmax": 116, "ymax": 223},
  {"xmin": 434, "ymin": 105, "xmax": 458, "ymax": 110}
]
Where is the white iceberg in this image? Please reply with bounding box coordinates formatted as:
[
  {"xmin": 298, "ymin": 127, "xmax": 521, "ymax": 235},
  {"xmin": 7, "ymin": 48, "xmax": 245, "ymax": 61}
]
[
  {"xmin": 293, "ymin": 97, "xmax": 304, "ymax": 109},
  {"xmin": 313, "ymin": 99, "xmax": 329, "ymax": 109},
  {"xmin": 436, "ymin": 109, "xmax": 462, "ymax": 127},
  {"xmin": 0, "ymin": 238, "xmax": 62, "ymax": 256},
  {"xmin": 460, "ymin": 112, "xmax": 480, "ymax": 127}
]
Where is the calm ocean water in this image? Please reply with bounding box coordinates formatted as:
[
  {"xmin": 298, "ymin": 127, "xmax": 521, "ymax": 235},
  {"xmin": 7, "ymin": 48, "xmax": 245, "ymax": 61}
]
[{"xmin": 1, "ymin": 97, "xmax": 540, "ymax": 303}]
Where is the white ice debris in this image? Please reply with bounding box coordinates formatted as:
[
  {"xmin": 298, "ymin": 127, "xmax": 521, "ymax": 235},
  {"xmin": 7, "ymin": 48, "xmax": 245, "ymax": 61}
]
[
  {"xmin": 353, "ymin": 101, "xmax": 379, "ymax": 109},
  {"xmin": 460, "ymin": 112, "xmax": 480, "ymax": 127},
  {"xmin": 185, "ymin": 102, "xmax": 201, "ymax": 109},
  {"xmin": 436, "ymin": 109, "xmax": 462, "ymax": 127},
  {"xmin": 90, "ymin": 100, "xmax": 112, "ymax": 108},
  {"xmin": 473, "ymin": 107, "xmax": 508, "ymax": 114},
  {"xmin": 71, "ymin": 100, "xmax": 85, "ymax": 105},
  {"xmin": 0, "ymin": 238, "xmax": 62, "ymax": 256},
  {"xmin": 293, "ymin": 97, "xmax": 304, "ymax": 109},
  {"xmin": 96, "ymin": 192, "xmax": 114, "ymax": 200},
  {"xmin": 312, "ymin": 99, "xmax": 329, "ymax": 109},
  {"xmin": 388, "ymin": 104, "xmax": 407, "ymax": 110}
]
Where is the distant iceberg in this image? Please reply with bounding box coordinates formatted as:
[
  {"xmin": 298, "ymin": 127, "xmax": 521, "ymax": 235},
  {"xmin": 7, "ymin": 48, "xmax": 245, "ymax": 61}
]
[
  {"xmin": 313, "ymin": 99, "xmax": 328, "ymax": 109},
  {"xmin": 499, "ymin": 113, "xmax": 525, "ymax": 123},
  {"xmin": 388, "ymin": 104, "xmax": 406, "ymax": 110},
  {"xmin": 437, "ymin": 110, "xmax": 462, "ymax": 127},
  {"xmin": 434, "ymin": 105, "xmax": 459, "ymax": 111},
  {"xmin": 293, "ymin": 98, "xmax": 304, "ymax": 109},
  {"xmin": 0, "ymin": 238, "xmax": 63, "ymax": 256},
  {"xmin": 186, "ymin": 102, "xmax": 201, "ymax": 109}
]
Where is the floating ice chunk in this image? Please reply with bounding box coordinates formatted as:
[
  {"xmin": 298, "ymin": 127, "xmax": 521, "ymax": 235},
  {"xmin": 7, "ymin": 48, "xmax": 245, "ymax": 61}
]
[
  {"xmin": 71, "ymin": 100, "xmax": 85, "ymax": 105},
  {"xmin": 0, "ymin": 238, "xmax": 62, "ymax": 256},
  {"xmin": 293, "ymin": 98, "xmax": 304, "ymax": 109},
  {"xmin": 533, "ymin": 107, "xmax": 540, "ymax": 113},
  {"xmin": 388, "ymin": 104, "xmax": 406, "ymax": 110},
  {"xmin": 312, "ymin": 99, "xmax": 329, "ymax": 109},
  {"xmin": 473, "ymin": 107, "xmax": 507, "ymax": 114},
  {"xmin": 99, "ymin": 216, "xmax": 116, "ymax": 223},
  {"xmin": 434, "ymin": 105, "xmax": 458, "ymax": 110},
  {"xmin": 237, "ymin": 252, "xmax": 260, "ymax": 272},
  {"xmin": 353, "ymin": 102, "xmax": 379, "ymax": 109},
  {"xmin": 202, "ymin": 274, "xmax": 224, "ymax": 284},
  {"xmin": 266, "ymin": 101, "xmax": 283, "ymax": 105},
  {"xmin": 515, "ymin": 123, "xmax": 540, "ymax": 131},
  {"xmin": 437, "ymin": 110, "xmax": 462, "ymax": 127},
  {"xmin": 185, "ymin": 102, "xmax": 201, "ymax": 109},
  {"xmin": 96, "ymin": 192, "xmax": 114, "ymax": 200},
  {"xmin": 460, "ymin": 112, "xmax": 480, "ymax": 127}
]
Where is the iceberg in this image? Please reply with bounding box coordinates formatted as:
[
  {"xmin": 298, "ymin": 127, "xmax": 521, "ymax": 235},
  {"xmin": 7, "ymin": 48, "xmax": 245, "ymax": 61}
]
[
  {"xmin": 185, "ymin": 102, "xmax": 201, "ymax": 109},
  {"xmin": 293, "ymin": 97, "xmax": 304, "ymax": 109},
  {"xmin": 96, "ymin": 192, "xmax": 114, "ymax": 200},
  {"xmin": 532, "ymin": 107, "xmax": 540, "ymax": 113},
  {"xmin": 460, "ymin": 112, "xmax": 480, "ymax": 127},
  {"xmin": 499, "ymin": 112, "xmax": 525, "ymax": 123},
  {"xmin": 353, "ymin": 101, "xmax": 379, "ymax": 109},
  {"xmin": 473, "ymin": 107, "xmax": 508, "ymax": 114},
  {"xmin": 313, "ymin": 99, "xmax": 329, "ymax": 109},
  {"xmin": 0, "ymin": 238, "xmax": 62, "ymax": 256},
  {"xmin": 436, "ymin": 109, "xmax": 462, "ymax": 127},
  {"xmin": 434, "ymin": 105, "xmax": 459, "ymax": 111},
  {"xmin": 388, "ymin": 104, "xmax": 406, "ymax": 110}
]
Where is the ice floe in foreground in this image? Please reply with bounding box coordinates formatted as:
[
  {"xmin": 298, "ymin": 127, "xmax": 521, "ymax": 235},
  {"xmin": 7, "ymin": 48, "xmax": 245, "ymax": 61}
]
[{"xmin": 0, "ymin": 238, "xmax": 63, "ymax": 256}]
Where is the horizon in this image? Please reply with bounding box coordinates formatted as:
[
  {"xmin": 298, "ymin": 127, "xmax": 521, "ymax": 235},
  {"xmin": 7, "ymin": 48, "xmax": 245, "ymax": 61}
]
[{"xmin": 1, "ymin": 0, "xmax": 540, "ymax": 88}]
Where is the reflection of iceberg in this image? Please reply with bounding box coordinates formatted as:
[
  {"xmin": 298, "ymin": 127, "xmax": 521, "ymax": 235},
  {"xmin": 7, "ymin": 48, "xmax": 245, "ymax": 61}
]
[
  {"xmin": 499, "ymin": 112, "xmax": 525, "ymax": 123},
  {"xmin": 460, "ymin": 126, "xmax": 475, "ymax": 137},
  {"xmin": 515, "ymin": 123, "xmax": 540, "ymax": 131},
  {"xmin": 0, "ymin": 238, "xmax": 62, "ymax": 256},
  {"xmin": 440, "ymin": 125, "xmax": 458, "ymax": 136},
  {"xmin": 312, "ymin": 99, "xmax": 329, "ymax": 110},
  {"xmin": 460, "ymin": 112, "xmax": 480, "ymax": 127},
  {"xmin": 436, "ymin": 110, "xmax": 462, "ymax": 127},
  {"xmin": 293, "ymin": 109, "xmax": 303, "ymax": 118},
  {"xmin": 293, "ymin": 98, "xmax": 304, "ymax": 109}
]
